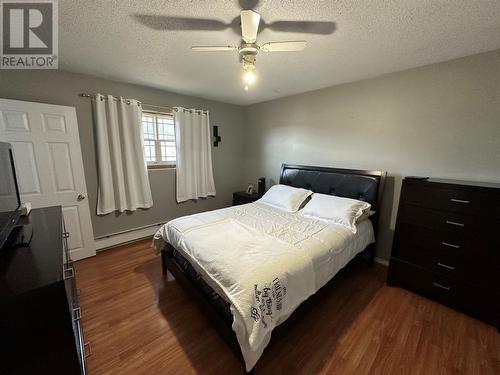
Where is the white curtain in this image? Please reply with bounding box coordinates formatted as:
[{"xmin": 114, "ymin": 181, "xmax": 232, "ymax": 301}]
[
  {"xmin": 174, "ymin": 107, "xmax": 216, "ymax": 203},
  {"xmin": 93, "ymin": 94, "xmax": 153, "ymax": 215}
]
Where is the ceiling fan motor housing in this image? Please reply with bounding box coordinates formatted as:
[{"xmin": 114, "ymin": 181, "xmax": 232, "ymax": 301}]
[{"xmin": 239, "ymin": 43, "xmax": 259, "ymax": 55}]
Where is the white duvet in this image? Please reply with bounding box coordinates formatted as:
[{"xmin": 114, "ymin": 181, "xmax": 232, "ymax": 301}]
[{"xmin": 153, "ymin": 202, "xmax": 374, "ymax": 371}]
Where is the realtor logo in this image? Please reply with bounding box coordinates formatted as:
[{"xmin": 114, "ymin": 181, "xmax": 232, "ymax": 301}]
[{"xmin": 1, "ymin": 0, "xmax": 58, "ymax": 69}]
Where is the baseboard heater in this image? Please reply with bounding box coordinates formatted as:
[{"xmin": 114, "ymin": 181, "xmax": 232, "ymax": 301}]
[{"xmin": 94, "ymin": 222, "xmax": 164, "ymax": 251}]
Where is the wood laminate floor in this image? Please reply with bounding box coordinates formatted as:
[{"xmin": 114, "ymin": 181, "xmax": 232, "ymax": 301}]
[{"xmin": 76, "ymin": 239, "xmax": 499, "ymax": 375}]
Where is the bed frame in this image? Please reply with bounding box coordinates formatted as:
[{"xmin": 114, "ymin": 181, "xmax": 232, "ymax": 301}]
[{"xmin": 160, "ymin": 164, "xmax": 386, "ymax": 372}]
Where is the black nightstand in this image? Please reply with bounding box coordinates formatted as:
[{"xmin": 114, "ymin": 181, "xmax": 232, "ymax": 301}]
[{"xmin": 232, "ymin": 191, "xmax": 259, "ymax": 206}]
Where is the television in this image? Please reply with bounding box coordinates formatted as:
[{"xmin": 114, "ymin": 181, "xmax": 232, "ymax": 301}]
[{"xmin": 0, "ymin": 142, "xmax": 22, "ymax": 249}]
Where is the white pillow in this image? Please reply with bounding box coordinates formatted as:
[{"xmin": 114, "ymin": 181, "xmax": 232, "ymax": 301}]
[
  {"xmin": 357, "ymin": 209, "xmax": 376, "ymax": 223},
  {"xmin": 258, "ymin": 184, "xmax": 313, "ymax": 212},
  {"xmin": 300, "ymin": 193, "xmax": 371, "ymax": 233}
]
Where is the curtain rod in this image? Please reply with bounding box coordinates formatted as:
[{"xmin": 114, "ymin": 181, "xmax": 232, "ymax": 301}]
[{"xmin": 79, "ymin": 93, "xmax": 173, "ymax": 112}]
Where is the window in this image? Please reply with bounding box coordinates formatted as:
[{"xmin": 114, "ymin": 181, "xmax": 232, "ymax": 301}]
[{"xmin": 141, "ymin": 112, "xmax": 176, "ymax": 168}]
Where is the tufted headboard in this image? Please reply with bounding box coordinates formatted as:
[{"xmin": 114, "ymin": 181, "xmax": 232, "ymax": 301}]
[{"xmin": 279, "ymin": 164, "xmax": 386, "ymax": 215}]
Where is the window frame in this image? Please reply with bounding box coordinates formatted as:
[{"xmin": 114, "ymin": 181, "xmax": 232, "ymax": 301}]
[{"xmin": 141, "ymin": 111, "xmax": 176, "ymax": 170}]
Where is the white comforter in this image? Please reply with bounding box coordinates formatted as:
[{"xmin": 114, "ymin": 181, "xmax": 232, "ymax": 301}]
[{"xmin": 153, "ymin": 202, "xmax": 374, "ymax": 371}]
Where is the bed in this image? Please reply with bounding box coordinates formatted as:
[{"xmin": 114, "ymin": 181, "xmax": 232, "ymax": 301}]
[{"xmin": 153, "ymin": 164, "xmax": 386, "ymax": 372}]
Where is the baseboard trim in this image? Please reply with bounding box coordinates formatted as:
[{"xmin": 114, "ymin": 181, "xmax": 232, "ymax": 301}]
[
  {"xmin": 95, "ymin": 224, "xmax": 163, "ymax": 251},
  {"xmin": 70, "ymin": 248, "xmax": 97, "ymax": 261},
  {"xmin": 374, "ymin": 257, "xmax": 390, "ymax": 266}
]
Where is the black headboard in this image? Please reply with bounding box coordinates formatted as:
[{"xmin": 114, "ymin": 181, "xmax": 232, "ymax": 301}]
[{"xmin": 279, "ymin": 164, "xmax": 386, "ymax": 214}]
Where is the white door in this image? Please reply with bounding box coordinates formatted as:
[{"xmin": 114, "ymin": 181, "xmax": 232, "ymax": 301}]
[{"xmin": 0, "ymin": 98, "xmax": 95, "ymax": 260}]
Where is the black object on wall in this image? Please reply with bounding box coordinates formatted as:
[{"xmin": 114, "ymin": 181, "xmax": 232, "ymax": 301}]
[
  {"xmin": 258, "ymin": 177, "xmax": 266, "ymax": 197},
  {"xmin": 213, "ymin": 125, "xmax": 221, "ymax": 147}
]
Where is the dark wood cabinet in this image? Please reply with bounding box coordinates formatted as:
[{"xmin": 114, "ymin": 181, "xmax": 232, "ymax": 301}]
[
  {"xmin": 388, "ymin": 178, "xmax": 500, "ymax": 328},
  {"xmin": 0, "ymin": 206, "xmax": 88, "ymax": 374},
  {"xmin": 232, "ymin": 191, "xmax": 259, "ymax": 206}
]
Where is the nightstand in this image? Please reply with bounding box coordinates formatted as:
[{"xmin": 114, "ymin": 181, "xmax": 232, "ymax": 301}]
[{"xmin": 232, "ymin": 191, "xmax": 259, "ymax": 206}]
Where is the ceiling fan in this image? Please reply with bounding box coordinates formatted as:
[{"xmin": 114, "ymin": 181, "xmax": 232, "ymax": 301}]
[
  {"xmin": 191, "ymin": 10, "xmax": 311, "ymax": 90},
  {"xmin": 134, "ymin": 3, "xmax": 335, "ymax": 91}
]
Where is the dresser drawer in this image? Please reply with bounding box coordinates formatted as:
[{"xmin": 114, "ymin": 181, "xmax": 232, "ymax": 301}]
[
  {"xmin": 402, "ymin": 183, "xmax": 500, "ymax": 217},
  {"xmin": 392, "ymin": 242, "xmax": 466, "ymax": 280},
  {"xmin": 397, "ymin": 204, "xmax": 498, "ymax": 245},
  {"xmin": 387, "ymin": 259, "xmax": 497, "ymax": 324},
  {"xmin": 392, "ymin": 223, "xmax": 499, "ymax": 287},
  {"xmin": 394, "ymin": 222, "xmax": 470, "ymax": 255}
]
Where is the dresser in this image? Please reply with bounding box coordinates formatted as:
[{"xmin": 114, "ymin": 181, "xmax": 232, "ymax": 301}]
[
  {"xmin": 387, "ymin": 178, "xmax": 500, "ymax": 328},
  {"xmin": 0, "ymin": 206, "xmax": 88, "ymax": 374}
]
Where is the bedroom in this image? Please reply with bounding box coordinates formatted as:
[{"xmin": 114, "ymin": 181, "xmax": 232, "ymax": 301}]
[{"xmin": 0, "ymin": 0, "xmax": 498, "ymax": 374}]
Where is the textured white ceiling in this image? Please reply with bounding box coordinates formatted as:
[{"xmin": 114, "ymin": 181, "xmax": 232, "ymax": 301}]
[{"xmin": 60, "ymin": 0, "xmax": 500, "ymax": 105}]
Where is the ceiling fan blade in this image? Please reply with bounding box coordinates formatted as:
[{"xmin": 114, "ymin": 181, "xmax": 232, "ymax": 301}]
[
  {"xmin": 264, "ymin": 21, "xmax": 336, "ymax": 35},
  {"xmin": 240, "ymin": 10, "xmax": 261, "ymax": 43},
  {"xmin": 133, "ymin": 15, "xmax": 229, "ymax": 31},
  {"xmin": 191, "ymin": 45, "xmax": 238, "ymax": 52},
  {"xmin": 260, "ymin": 41, "xmax": 307, "ymax": 52}
]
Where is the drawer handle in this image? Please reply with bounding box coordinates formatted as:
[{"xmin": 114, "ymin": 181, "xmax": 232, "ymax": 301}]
[
  {"xmin": 450, "ymin": 198, "xmax": 469, "ymax": 204},
  {"xmin": 445, "ymin": 220, "xmax": 464, "ymax": 227},
  {"xmin": 63, "ymin": 231, "xmax": 70, "ymax": 239},
  {"xmin": 73, "ymin": 307, "xmax": 81, "ymax": 321},
  {"xmin": 437, "ymin": 262, "xmax": 455, "ymax": 270},
  {"xmin": 63, "ymin": 266, "xmax": 74, "ymax": 280},
  {"xmin": 84, "ymin": 341, "xmax": 93, "ymax": 358},
  {"xmin": 433, "ymin": 282, "xmax": 451, "ymax": 291},
  {"xmin": 441, "ymin": 241, "xmax": 460, "ymax": 249}
]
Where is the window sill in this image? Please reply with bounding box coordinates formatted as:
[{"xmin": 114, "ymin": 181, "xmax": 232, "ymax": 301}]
[{"xmin": 147, "ymin": 164, "xmax": 176, "ymax": 170}]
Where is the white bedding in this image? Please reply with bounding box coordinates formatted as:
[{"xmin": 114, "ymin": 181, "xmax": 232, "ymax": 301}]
[{"xmin": 153, "ymin": 202, "xmax": 374, "ymax": 371}]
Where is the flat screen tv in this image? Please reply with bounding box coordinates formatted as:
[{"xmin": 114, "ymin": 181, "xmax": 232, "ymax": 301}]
[{"xmin": 0, "ymin": 142, "xmax": 21, "ymax": 249}]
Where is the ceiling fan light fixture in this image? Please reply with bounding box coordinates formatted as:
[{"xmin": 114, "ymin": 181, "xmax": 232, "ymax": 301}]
[
  {"xmin": 243, "ymin": 69, "xmax": 256, "ymax": 85},
  {"xmin": 242, "ymin": 54, "xmax": 256, "ymax": 69},
  {"xmin": 242, "ymin": 55, "xmax": 256, "ymax": 86}
]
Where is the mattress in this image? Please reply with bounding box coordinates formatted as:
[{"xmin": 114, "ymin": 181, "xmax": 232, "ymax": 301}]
[
  {"xmin": 154, "ymin": 202, "xmax": 375, "ymax": 370},
  {"xmin": 156, "ymin": 202, "xmax": 374, "ymax": 291},
  {"xmin": 166, "ymin": 214, "xmax": 373, "ymax": 324}
]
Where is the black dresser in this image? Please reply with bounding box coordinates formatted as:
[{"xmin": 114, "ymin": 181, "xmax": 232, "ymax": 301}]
[
  {"xmin": 0, "ymin": 206, "xmax": 88, "ymax": 374},
  {"xmin": 388, "ymin": 178, "xmax": 500, "ymax": 328}
]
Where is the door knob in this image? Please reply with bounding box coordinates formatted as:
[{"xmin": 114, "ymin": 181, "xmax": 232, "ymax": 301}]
[{"xmin": 77, "ymin": 193, "xmax": 86, "ymax": 201}]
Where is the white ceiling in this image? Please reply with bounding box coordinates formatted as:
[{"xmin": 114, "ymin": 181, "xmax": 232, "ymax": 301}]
[{"xmin": 60, "ymin": 0, "xmax": 500, "ymax": 105}]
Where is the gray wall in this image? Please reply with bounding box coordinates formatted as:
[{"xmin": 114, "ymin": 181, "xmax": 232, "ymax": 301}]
[
  {"xmin": 0, "ymin": 70, "xmax": 245, "ymax": 237},
  {"xmin": 1, "ymin": 50, "xmax": 499, "ymax": 260},
  {"xmin": 242, "ymin": 49, "xmax": 500, "ymax": 261}
]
